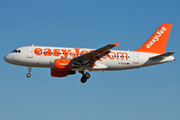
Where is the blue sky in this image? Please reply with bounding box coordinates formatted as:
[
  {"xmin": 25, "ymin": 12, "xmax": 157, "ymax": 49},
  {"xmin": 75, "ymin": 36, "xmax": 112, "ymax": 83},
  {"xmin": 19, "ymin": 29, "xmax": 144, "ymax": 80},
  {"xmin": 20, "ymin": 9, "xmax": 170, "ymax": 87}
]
[{"xmin": 0, "ymin": 0, "xmax": 180, "ymax": 120}]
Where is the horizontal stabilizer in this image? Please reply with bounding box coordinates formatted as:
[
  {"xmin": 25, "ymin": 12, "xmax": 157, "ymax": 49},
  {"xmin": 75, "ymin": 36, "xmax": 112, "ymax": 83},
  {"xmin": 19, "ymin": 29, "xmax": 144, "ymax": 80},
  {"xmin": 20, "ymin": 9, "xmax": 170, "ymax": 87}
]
[{"xmin": 150, "ymin": 52, "xmax": 175, "ymax": 59}]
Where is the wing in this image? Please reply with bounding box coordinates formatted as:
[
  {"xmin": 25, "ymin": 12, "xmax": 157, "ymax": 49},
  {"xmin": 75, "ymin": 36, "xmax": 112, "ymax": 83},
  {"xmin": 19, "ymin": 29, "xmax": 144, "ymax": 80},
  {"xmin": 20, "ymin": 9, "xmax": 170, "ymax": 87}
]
[{"xmin": 73, "ymin": 42, "xmax": 120, "ymax": 66}]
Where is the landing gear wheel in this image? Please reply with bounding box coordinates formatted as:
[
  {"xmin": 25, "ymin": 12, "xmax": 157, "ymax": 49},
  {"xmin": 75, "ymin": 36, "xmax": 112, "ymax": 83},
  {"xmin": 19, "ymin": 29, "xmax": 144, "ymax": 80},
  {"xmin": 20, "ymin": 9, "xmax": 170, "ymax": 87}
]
[
  {"xmin": 81, "ymin": 77, "xmax": 87, "ymax": 83},
  {"xmin": 79, "ymin": 71, "xmax": 90, "ymax": 83},
  {"xmin": 26, "ymin": 73, "xmax": 31, "ymax": 78},
  {"xmin": 26, "ymin": 66, "xmax": 32, "ymax": 78},
  {"xmin": 84, "ymin": 72, "xmax": 90, "ymax": 79}
]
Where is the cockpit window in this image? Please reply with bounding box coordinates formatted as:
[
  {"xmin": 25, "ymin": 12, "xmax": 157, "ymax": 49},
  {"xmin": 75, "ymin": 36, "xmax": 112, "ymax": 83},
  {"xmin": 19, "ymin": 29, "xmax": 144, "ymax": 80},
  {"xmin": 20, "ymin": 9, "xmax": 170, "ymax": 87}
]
[{"xmin": 11, "ymin": 49, "xmax": 21, "ymax": 53}]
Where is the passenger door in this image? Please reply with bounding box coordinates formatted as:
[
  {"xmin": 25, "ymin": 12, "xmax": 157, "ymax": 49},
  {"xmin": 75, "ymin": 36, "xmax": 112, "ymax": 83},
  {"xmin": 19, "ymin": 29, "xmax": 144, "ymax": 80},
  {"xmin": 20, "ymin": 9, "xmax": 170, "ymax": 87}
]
[
  {"xmin": 27, "ymin": 47, "xmax": 33, "ymax": 58},
  {"xmin": 133, "ymin": 53, "xmax": 139, "ymax": 64}
]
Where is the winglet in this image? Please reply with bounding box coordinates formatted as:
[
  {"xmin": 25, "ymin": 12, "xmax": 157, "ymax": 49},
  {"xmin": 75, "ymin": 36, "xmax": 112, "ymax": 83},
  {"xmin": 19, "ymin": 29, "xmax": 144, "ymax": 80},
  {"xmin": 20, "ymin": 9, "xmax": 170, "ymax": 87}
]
[{"xmin": 114, "ymin": 42, "xmax": 120, "ymax": 47}]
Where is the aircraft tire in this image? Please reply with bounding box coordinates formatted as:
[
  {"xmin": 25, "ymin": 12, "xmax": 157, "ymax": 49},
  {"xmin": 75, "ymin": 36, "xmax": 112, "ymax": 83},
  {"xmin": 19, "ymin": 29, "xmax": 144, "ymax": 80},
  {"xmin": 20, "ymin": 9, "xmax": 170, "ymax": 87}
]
[
  {"xmin": 26, "ymin": 73, "xmax": 31, "ymax": 78},
  {"xmin": 81, "ymin": 76, "xmax": 87, "ymax": 83},
  {"xmin": 84, "ymin": 72, "xmax": 90, "ymax": 79}
]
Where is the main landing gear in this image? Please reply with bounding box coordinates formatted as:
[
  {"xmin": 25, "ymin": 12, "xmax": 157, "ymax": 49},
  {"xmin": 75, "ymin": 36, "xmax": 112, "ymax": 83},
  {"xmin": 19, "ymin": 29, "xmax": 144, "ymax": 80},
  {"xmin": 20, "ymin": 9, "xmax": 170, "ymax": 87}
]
[
  {"xmin": 79, "ymin": 71, "xmax": 90, "ymax": 83},
  {"xmin": 26, "ymin": 67, "xmax": 32, "ymax": 78}
]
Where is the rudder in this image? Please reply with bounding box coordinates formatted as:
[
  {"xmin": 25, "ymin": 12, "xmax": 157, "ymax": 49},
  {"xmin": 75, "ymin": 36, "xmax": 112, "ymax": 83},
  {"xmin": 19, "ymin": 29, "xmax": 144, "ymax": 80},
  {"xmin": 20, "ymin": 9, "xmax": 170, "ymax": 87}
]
[{"xmin": 135, "ymin": 23, "xmax": 173, "ymax": 54}]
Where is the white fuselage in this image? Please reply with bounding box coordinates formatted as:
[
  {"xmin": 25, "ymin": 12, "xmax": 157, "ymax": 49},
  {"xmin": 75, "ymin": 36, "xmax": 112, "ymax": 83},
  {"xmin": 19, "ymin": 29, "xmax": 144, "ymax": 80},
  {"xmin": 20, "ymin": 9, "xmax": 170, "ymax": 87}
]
[{"xmin": 4, "ymin": 46, "xmax": 175, "ymax": 71}]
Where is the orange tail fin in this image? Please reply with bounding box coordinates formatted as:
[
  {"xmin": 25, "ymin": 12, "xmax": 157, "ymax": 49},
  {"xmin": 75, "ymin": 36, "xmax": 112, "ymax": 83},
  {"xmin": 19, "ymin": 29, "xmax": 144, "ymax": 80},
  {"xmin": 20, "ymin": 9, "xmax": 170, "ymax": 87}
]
[{"xmin": 135, "ymin": 23, "xmax": 172, "ymax": 54}]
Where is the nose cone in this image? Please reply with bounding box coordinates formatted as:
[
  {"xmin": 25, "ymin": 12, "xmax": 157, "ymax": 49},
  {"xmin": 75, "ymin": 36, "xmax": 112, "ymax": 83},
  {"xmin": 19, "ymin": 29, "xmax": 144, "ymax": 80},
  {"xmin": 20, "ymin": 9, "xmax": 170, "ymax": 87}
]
[{"xmin": 4, "ymin": 54, "xmax": 12, "ymax": 63}]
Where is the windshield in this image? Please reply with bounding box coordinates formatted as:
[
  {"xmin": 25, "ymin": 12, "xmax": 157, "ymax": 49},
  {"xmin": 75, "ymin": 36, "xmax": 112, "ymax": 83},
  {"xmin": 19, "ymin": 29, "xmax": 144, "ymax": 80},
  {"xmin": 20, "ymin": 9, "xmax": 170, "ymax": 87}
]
[{"xmin": 11, "ymin": 49, "xmax": 21, "ymax": 53}]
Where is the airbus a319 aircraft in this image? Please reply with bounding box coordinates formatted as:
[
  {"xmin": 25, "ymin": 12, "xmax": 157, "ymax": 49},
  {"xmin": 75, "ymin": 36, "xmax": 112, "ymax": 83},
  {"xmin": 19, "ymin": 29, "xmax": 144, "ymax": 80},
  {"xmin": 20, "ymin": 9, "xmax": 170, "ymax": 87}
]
[{"xmin": 4, "ymin": 23, "xmax": 175, "ymax": 83}]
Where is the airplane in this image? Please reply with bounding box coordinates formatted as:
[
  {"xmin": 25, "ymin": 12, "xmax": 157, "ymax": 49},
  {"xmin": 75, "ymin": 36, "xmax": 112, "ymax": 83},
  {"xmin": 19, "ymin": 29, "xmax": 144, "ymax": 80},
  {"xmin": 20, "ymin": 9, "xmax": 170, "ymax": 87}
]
[{"xmin": 4, "ymin": 23, "xmax": 175, "ymax": 83}]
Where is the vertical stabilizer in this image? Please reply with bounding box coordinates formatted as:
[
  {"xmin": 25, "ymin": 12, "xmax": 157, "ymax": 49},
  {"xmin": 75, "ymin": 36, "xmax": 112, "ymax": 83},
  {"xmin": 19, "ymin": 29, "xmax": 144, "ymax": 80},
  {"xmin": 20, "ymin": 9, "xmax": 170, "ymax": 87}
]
[{"xmin": 135, "ymin": 24, "xmax": 172, "ymax": 54}]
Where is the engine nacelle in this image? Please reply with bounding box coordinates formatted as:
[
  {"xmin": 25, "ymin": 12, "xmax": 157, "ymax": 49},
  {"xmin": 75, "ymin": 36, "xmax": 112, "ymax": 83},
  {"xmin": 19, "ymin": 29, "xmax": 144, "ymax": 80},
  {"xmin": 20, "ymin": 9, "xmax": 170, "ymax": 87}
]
[
  {"xmin": 55, "ymin": 59, "xmax": 73, "ymax": 71},
  {"xmin": 51, "ymin": 68, "xmax": 76, "ymax": 77},
  {"xmin": 53, "ymin": 59, "xmax": 81, "ymax": 71},
  {"xmin": 50, "ymin": 59, "xmax": 80, "ymax": 77}
]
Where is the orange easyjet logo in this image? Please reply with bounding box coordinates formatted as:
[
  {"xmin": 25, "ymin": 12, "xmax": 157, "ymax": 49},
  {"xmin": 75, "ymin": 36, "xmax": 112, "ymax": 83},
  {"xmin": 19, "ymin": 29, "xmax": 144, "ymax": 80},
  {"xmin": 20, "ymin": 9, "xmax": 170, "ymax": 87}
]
[
  {"xmin": 146, "ymin": 26, "xmax": 167, "ymax": 48},
  {"xmin": 34, "ymin": 48, "xmax": 129, "ymax": 60}
]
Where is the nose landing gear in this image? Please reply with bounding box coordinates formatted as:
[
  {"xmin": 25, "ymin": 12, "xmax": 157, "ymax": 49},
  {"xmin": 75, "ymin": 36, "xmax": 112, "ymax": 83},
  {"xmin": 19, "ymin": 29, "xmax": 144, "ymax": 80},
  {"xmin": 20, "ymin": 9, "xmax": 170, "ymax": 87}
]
[
  {"xmin": 79, "ymin": 71, "xmax": 90, "ymax": 83},
  {"xmin": 26, "ymin": 67, "xmax": 32, "ymax": 78}
]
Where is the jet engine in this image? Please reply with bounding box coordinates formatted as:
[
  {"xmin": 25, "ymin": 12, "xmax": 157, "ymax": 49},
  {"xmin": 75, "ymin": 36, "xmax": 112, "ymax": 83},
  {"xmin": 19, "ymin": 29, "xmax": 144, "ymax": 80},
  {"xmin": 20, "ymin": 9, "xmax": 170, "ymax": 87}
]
[
  {"xmin": 51, "ymin": 68, "xmax": 76, "ymax": 77},
  {"xmin": 51, "ymin": 59, "xmax": 80, "ymax": 77},
  {"xmin": 54, "ymin": 59, "xmax": 80, "ymax": 71}
]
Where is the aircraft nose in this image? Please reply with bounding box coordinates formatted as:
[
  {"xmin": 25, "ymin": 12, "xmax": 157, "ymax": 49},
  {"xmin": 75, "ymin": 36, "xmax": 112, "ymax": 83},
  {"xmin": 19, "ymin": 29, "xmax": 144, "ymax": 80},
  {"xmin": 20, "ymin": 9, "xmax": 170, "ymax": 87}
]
[{"xmin": 4, "ymin": 54, "xmax": 11, "ymax": 63}]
